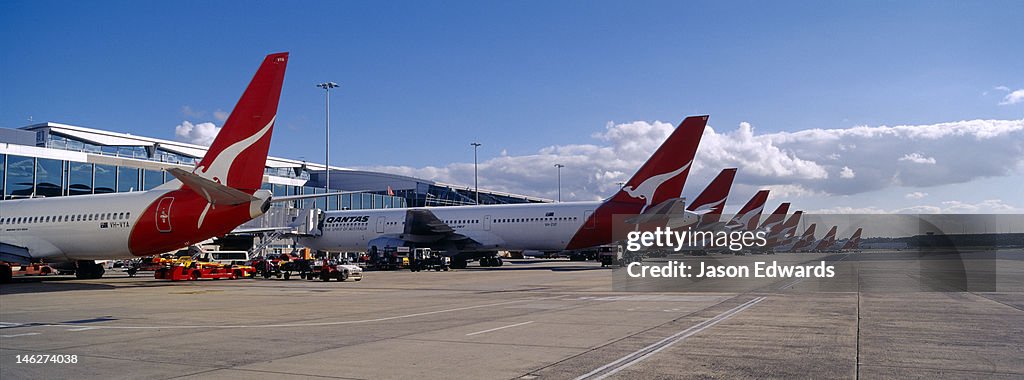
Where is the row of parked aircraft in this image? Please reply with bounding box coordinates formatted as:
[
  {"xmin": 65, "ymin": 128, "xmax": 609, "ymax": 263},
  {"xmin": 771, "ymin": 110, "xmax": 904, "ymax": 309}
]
[{"xmin": 0, "ymin": 52, "xmax": 862, "ymax": 281}]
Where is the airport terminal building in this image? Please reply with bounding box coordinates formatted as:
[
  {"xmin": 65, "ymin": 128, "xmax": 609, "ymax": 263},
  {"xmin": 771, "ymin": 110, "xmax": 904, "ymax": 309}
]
[{"xmin": 0, "ymin": 122, "xmax": 549, "ymax": 253}]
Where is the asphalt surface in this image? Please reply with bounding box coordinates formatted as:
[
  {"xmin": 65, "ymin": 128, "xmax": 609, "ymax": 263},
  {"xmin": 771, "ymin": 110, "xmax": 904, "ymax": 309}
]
[{"xmin": 2, "ymin": 250, "xmax": 1022, "ymax": 379}]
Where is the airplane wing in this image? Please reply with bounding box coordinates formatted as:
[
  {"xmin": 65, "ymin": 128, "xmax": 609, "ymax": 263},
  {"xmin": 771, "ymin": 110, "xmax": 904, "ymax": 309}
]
[
  {"xmin": 404, "ymin": 209, "xmax": 456, "ymax": 236},
  {"xmin": 389, "ymin": 209, "xmax": 500, "ymax": 251}
]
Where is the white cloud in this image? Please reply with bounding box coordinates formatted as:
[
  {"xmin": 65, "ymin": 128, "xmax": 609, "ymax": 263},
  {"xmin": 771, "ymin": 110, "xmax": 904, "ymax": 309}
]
[
  {"xmin": 180, "ymin": 105, "xmax": 205, "ymax": 118},
  {"xmin": 213, "ymin": 109, "xmax": 229, "ymax": 121},
  {"xmin": 760, "ymin": 184, "xmax": 825, "ymax": 199},
  {"xmin": 174, "ymin": 121, "xmax": 220, "ymax": 146},
  {"xmin": 938, "ymin": 199, "xmax": 1021, "ymax": 213},
  {"xmin": 898, "ymin": 153, "xmax": 937, "ymax": 164},
  {"xmin": 810, "ymin": 206, "xmax": 889, "ymax": 214},
  {"xmin": 999, "ymin": 89, "xmax": 1024, "ymax": 105},
  {"xmin": 905, "ymin": 191, "xmax": 928, "ymax": 199},
  {"xmin": 359, "ymin": 118, "xmax": 1024, "ymax": 202},
  {"xmin": 995, "ymin": 85, "xmax": 1011, "ymax": 92},
  {"xmin": 812, "ymin": 199, "xmax": 1020, "ymax": 214},
  {"xmin": 839, "ymin": 166, "xmax": 856, "ymax": 179}
]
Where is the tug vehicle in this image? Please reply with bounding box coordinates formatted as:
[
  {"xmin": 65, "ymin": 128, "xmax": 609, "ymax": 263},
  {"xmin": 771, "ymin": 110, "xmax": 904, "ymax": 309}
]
[
  {"xmin": 153, "ymin": 250, "xmax": 254, "ymax": 281},
  {"xmin": 307, "ymin": 259, "xmax": 363, "ymax": 282}
]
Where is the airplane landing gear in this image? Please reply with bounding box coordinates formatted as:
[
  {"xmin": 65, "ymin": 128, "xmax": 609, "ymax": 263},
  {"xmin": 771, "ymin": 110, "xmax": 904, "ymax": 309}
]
[
  {"xmin": 451, "ymin": 257, "xmax": 468, "ymax": 269},
  {"xmin": 75, "ymin": 260, "xmax": 105, "ymax": 279}
]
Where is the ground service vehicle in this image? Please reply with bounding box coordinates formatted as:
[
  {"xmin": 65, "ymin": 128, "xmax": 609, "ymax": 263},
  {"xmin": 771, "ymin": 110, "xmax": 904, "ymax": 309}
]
[
  {"xmin": 308, "ymin": 259, "xmax": 363, "ymax": 281},
  {"xmin": 409, "ymin": 248, "xmax": 450, "ymax": 272},
  {"xmin": 599, "ymin": 245, "xmax": 623, "ymax": 267}
]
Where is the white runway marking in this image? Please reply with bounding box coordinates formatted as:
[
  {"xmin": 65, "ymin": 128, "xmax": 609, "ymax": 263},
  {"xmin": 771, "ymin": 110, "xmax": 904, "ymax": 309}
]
[
  {"xmin": 67, "ymin": 327, "xmax": 98, "ymax": 331},
  {"xmin": 1, "ymin": 332, "xmax": 40, "ymax": 338},
  {"xmin": 0, "ymin": 297, "xmax": 563, "ymax": 331},
  {"xmin": 466, "ymin": 321, "xmax": 534, "ymax": 336},
  {"xmin": 575, "ymin": 296, "xmax": 766, "ymax": 380}
]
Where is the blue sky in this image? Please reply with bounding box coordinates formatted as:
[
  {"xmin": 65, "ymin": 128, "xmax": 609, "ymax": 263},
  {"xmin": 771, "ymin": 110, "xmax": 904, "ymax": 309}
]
[{"xmin": 2, "ymin": 1, "xmax": 1022, "ymax": 212}]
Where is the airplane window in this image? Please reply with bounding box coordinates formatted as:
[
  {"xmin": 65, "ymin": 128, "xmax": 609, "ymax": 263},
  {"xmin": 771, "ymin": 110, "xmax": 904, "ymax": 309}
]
[
  {"xmin": 126, "ymin": 212, "xmax": 131, "ymax": 219},
  {"xmin": 118, "ymin": 212, "xmax": 124, "ymax": 219},
  {"xmin": 45, "ymin": 216, "xmax": 50, "ymax": 223}
]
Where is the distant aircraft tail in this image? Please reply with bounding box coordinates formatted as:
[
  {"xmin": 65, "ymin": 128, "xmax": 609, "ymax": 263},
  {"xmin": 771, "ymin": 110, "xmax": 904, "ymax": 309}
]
[
  {"xmin": 790, "ymin": 223, "xmax": 817, "ymax": 251},
  {"xmin": 841, "ymin": 228, "xmax": 863, "ymax": 250},
  {"xmin": 726, "ymin": 190, "xmax": 769, "ymax": 231},
  {"xmin": 766, "ymin": 210, "xmax": 802, "ymax": 248},
  {"xmin": 759, "ymin": 202, "xmax": 791, "ymax": 233},
  {"xmin": 813, "ymin": 225, "xmax": 838, "ymax": 251},
  {"xmin": 686, "ymin": 168, "xmax": 737, "ymax": 225},
  {"xmin": 192, "ymin": 52, "xmax": 289, "ymax": 192}
]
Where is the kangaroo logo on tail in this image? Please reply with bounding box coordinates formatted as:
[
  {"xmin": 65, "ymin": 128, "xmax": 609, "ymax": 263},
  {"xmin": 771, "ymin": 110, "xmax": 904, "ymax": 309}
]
[
  {"xmin": 623, "ymin": 160, "xmax": 692, "ymax": 213},
  {"xmin": 193, "ymin": 117, "xmax": 275, "ymax": 185}
]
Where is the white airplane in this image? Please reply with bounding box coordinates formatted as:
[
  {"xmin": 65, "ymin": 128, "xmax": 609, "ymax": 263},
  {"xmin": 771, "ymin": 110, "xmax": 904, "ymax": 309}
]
[
  {"xmin": 0, "ymin": 52, "xmax": 309, "ymax": 282},
  {"xmin": 297, "ymin": 115, "xmax": 711, "ymax": 268}
]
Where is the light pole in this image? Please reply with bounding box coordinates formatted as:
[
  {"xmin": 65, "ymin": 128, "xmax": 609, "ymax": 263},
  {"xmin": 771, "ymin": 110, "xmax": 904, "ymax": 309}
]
[
  {"xmin": 471, "ymin": 142, "xmax": 481, "ymax": 204},
  {"xmin": 316, "ymin": 82, "xmax": 338, "ymax": 210},
  {"xmin": 554, "ymin": 164, "xmax": 565, "ymax": 202}
]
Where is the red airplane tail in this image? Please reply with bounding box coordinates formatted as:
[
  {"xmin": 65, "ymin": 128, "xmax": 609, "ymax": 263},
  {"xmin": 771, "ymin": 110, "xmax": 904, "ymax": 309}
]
[
  {"xmin": 759, "ymin": 202, "xmax": 791, "ymax": 233},
  {"xmin": 779, "ymin": 211, "xmax": 803, "ymax": 240},
  {"xmin": 841, "ymin": 228, "xmax": 863, "ymax": 250},
  {"xmin": 727, "ymin": 190, "xmax": 770, "ymax": 231},
  {"xmin": 813, "ymin": 225, "xmax": 838, "ymax": 251},
  {"xmin": 766, "ymin": 210, "xmax": 802, "ymax": 247},
  {"xmin": 193, "ymin": 52, "xmax": 289, "ymax": 191},
  {"xmin": 686, "ymin": 168, "xmax": 737, "ymax": 225},
  {"xmin": 790, "ymin": 223, "xmax": 817, "ymax": 251},
  {"xmin": 607, "ymin": 115, "xmax": 708, "ymax": 212},
  {"xmin": 565, "ymin": 115, "xmax": 708, "ymax": 250}
]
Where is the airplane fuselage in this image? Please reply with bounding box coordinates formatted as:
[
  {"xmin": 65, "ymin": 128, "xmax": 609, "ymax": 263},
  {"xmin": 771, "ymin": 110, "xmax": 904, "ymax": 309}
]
[
  {"xmin": 299, "ymin": 201, "xmax": 607, "ymax": 253},
  {"xmin": 0, "ymin": 188, "xmax": 270, "ymax": 262}
]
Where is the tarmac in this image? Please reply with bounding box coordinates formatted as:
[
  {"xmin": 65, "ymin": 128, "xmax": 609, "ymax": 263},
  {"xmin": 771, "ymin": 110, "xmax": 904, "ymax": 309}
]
[{"xmin": 1, "ymin": 250, "xmax": 1022, "ymax": 379}]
